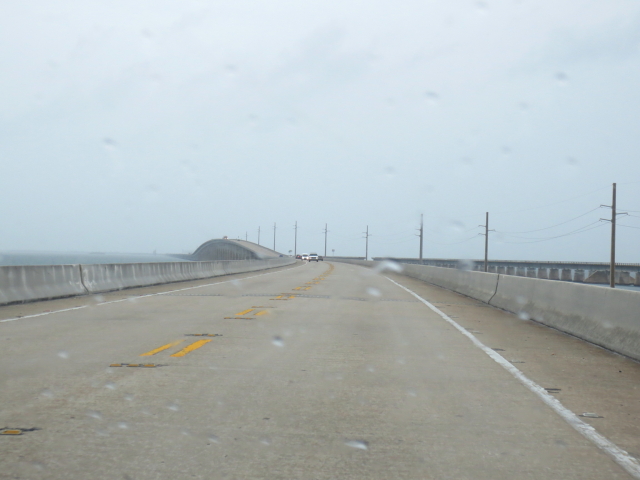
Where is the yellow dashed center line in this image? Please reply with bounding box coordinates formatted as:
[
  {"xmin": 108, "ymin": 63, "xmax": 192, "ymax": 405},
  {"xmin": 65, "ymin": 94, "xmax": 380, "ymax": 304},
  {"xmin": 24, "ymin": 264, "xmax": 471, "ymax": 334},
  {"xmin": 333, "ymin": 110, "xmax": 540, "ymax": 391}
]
[
  {"xmin": 255, "ymin": 310, "xmax": 269, "ymax": 316},
  {"xmin": 235, "ymin": 308, "xmax": 254, "ymax": 316},
  {"xmin": 140, "ymin": 340, "xmax": 183, "ymax": 357},
  {"xmin": 170, "ymin": 339, "xmax": 212, "ymax": 357}
]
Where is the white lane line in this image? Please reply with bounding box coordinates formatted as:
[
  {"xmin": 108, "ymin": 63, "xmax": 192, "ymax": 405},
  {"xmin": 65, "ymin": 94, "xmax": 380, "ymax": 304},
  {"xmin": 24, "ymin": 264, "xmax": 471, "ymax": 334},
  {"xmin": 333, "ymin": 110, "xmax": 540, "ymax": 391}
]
[
  {"xmin": 0, "ymin": 306, "xmax": 88, "ymax": 323},
  {"xmin": 0, "ymin": 263, "xmax": 304, "ymax": 323},
  {"xmin": 385, "ymin": 275, "xmax": 640, "ymax": 479}
]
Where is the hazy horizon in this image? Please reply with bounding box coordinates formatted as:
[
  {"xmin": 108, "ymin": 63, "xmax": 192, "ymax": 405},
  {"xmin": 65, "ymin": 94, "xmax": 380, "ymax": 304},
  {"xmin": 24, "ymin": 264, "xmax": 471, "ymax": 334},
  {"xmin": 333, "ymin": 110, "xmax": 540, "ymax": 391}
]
[{"xmin": 2, "ymin": 1, "xmax": 640, "ymax": 262}]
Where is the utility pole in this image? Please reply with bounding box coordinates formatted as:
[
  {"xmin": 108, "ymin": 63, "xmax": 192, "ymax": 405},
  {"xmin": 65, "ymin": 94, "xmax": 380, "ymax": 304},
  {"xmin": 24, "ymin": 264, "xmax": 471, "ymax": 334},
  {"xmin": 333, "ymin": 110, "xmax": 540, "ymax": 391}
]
[
  {"xmin": 601, "ymin": 183, "xmax": 624, "ymax": 288},
  {"xmin": 258, "ymin": 226, "xmax": 261, "ymax": 246},
  {"xmin": 273, "ymin": 222, "xmax": 276, "ymax": 251},
  {"xmin": 611, "ymin": 183, "xmax": 616, "ymax": 288},
  {"xmin": 419, "ymin": 214, "xmax": 424, "ymax": 264},
  {"xmin": 363, "ymin": 226, "xmax": 371, "ymax": 260},
  {"xmin": 479, "ymin": 212, "xmax": 494, "ymax": 272},
  {"xmin": 484, "ymin": 212, "xmax": 489, "ymax": 272},
  {"xmin": 294, "ymin": 221, "xmax": 298, "ymax": 257},
  {"xmin": 324, "ymin": 223, "xmax": 328, "ymax": 257},
  {"xmin": 245, "ymin": 232, "xmax": 247, "ymax": 241}
]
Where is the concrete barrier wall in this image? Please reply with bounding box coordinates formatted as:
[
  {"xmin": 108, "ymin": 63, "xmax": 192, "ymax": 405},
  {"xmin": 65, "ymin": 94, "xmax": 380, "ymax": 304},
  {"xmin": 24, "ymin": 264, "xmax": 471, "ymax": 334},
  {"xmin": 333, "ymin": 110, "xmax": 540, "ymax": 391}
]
[
  {"xmin": 330, "ymin": 259, "xmax": 640, "ymax": 362},
  {"xmin": 489, "ymin": 275, "xmax": 640, "ymax": 362},
  {"xmin": 0, "ymin": 265, "xmax": 87, "ymax": 305},
  {"xmin": 401, "ymin": 264, "xmax": 499, "ymax": 304},
  {"xmin": 82, "ymin": 258, "xmax": 294, "ymax": 293},
  {"xmin": 1, "ymin": 258, "xmax": 295, "ymax": 304}
]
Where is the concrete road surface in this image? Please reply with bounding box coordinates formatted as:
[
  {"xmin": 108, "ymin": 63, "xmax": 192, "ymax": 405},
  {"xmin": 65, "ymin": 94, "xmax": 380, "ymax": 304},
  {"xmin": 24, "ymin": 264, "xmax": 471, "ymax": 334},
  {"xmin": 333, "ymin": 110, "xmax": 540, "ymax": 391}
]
[{"xmin": 1, "ymin": 261, "xmax": 640, "ymax": 479}]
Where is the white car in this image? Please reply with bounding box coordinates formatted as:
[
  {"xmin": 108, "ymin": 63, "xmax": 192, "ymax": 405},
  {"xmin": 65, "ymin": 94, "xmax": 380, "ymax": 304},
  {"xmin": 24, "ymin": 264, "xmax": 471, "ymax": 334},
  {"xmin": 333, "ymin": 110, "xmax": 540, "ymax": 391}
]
[
  {"xmin": 301, "ymin": 253, "xmax": 310, "ymax": 260},
  {"xmin": 309, "ymin": 253, "xmax": 319, "ymax": 262}
]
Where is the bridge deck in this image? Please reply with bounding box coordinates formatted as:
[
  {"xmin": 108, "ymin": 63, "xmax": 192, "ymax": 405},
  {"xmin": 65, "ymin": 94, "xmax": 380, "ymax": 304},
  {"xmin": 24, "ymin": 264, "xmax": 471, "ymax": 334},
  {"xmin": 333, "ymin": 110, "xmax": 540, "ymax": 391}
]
[{"xmin": 1, "ymin": 262, "xmax": 639, "ymax": 479}]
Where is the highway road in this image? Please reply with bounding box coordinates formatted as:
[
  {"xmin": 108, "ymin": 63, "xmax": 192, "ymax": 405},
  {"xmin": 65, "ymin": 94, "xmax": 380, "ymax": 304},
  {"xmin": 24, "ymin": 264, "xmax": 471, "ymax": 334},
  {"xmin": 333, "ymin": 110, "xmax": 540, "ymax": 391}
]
[{"xmin": 1, "ymin": 261, "xmax": 640, "ymax": 479}]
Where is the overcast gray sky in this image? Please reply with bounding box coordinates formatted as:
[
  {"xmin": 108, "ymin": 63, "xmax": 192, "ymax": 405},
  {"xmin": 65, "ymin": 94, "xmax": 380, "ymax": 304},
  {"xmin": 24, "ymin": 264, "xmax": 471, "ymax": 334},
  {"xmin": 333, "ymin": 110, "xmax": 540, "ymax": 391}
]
[{"xmin": 2, "ymin": 0, "xmax": 640, "ymax": 262}]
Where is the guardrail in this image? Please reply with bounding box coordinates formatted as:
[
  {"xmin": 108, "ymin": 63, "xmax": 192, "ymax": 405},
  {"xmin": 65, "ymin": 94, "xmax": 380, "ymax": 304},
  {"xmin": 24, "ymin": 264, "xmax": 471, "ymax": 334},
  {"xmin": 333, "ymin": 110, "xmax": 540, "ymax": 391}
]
[
  {"xmin": 332, "ymin": 259, "xmax": 640, "ymax": 363},
  {"xmin": 0, "ymin": 258, "xmax": 295, "ymax": 306}
]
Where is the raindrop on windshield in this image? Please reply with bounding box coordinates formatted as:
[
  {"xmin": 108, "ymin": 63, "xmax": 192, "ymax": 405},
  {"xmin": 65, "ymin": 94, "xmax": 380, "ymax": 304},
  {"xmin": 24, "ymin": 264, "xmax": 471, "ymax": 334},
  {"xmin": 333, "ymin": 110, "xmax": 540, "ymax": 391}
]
[
  {"xmin": 374, "ymin": 260, "xmax": 403, "ymax": 273},
  {"xmin": 425, "ymin": 91, "xmax": 439, "ymax": 104},
  {"xmin": 518, "ymin": 311, "xmax": 530, "ymax": 321},
  {"xmin": 366, "ymin": 287, "xmax": 381, "ymax": 297},
  {"xmin": 105, "ymin": 381, "xmax": 116, "ymax": 390},
  {"xmin": 208, "ymin": 434, "xmax": 221, "ymax": 444},
  {"xmin": 272, "ymin": 336, "xmax": 285, "ymax": 347},
  {"xmin": 87, "ymin": 410, "xmax": 103, "ymax": 420},
  {"xmin": 167, "ymin": 402, "xmax": 180, "ymax": 411},
  {"xmin": 555, "ymin": 72, "xmax": 569, "ymax": 85},
  {"xmin": 457, "ymin": 259, "xmax": 474, "ymax": 271},
  {"xmin": 259, "ymin": 437, "xmax": 271, "ymax": 446},
  {"xmin": 40, "ymin": 388, "xmax": 54, "ymax": 398},
  {"xmin": 57, "ymin": 351, "xmax": 70, "ymax": 359},
  {"xmin": 124, "ymin": 393, "xmax": 134, "ymax": 401},
  {"xmin": 117, "ymin": 422, "xmax": 129, "ymax": 429},
  {"xmin": 103, "ymin": 138, "xmax": 117, "ymax": 151},
  {"xmin": 345, "ymin": 440, "xmax": 369, "ymax": 450}
]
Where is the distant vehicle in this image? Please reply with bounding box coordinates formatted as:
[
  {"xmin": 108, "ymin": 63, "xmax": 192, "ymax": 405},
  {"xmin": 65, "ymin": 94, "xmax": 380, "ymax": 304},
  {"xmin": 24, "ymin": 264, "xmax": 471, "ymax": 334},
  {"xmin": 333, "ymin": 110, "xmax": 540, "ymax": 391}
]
[
  {"xmin": 295, "ymin": 254, "xmax": 302, "ymax": 260},
  {"xmin": 318, "ymin": 255, "xmax": 324, "ymax": 261},
  {"xmin": 301, "ymin": 253, "xmax": 310, "ymax": 260},
  {"xmin": 309, "ymin": 253, "xmax": 319, "ymax": 262}
]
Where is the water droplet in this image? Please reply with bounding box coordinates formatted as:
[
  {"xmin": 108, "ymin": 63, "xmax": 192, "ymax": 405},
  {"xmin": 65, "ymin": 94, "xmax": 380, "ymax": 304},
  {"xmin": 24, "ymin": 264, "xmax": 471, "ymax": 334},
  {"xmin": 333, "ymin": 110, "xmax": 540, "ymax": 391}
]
[
  {"xmin": 103, "ymin": 138, "xmax": 117, "ymax": 150},
  {"xmin": 566, "ymin": 156, "xmax": 579, "ymax": 166},
  {"xmin": 93, "ymin": 295, "xmax": 105, "ymax": 303},
  {"xmin": 457, "ymin": 259, "xmax": 475, "ymax": 271},
  {"xmin": 476, "ymin": 1, "xmax": 489, "ymax": 10},
  {"xmin": 105, "ymin": 381, "xmax": 116, "ymax": 390},
  {"xmin": 259, "ymin": 437, "xmax": 271, "ymax": 446},
  {"xmin": 117, "ymin": 422, "xmax": 129, "ymax": 429},
  {"xmin": 407, "ymin": 389, "xmax": 417, "ymax": 397},
  {"xmin": 425, "ymin": 91, "xmax": 439, "ymax": 103},
  {"xmin": 374, "ymin": 260, "xmax": 403, "ymax": 273},
  {"xmin": 31, "ymin": 461, "xmax": 45, "ymax": 471},
  {"xmin": 167, "ymin": 402, "xmax": 180, "ymax": 412},
  {"xmin": 272, "ymin": 336, "xmax": 285, "ymax": 348},
  {"xmin": 40, "ymin": 388, "xmax": 54, "ymax": 398},
  {"xmin": 345, "ymin": 440, "xmax": 369, "ymax": 450},
  {"xmin": 57, "ymin": 351, "xmax": 70, "ymax": 359},
  {"xmin": 181, "ymin": 429, "xmax": 191, "ymax": 436},
  {"xmin": 366, "ymin": 287, "xmax": 381, "ymax": 297},
  {"xmin": 517, "ymin": 311, "xmax": 530, "ymax": 321},
  {"xmin": 366, "ymin": 365, "xmax": 375, "ymax": 373},
  {"xmin": 384, "ymin": 166, "xmax": 396, "ymax": 177},
  {"xmin": 397, "ymin": 358, "xmax": 406, "ymax": 365},
  {"xmin": 208, "ymin": 434, "xmax": 221, "ymax": 444},
  {"xmin": 127, "ymin": 296, "xmax": 138, "ymax": 303},
  {"xmin": 501, "ymin": 146, "xmax": 512, "ymax": 156},
  {"xmin": 516, "ymin": 295, "xmax": 527, "ymax": 305},
  {"xmin": 87, "ymin": 410, "xmax": 103, "ymax": 420},
  {"xmin": 124, "ymin": 393, "xmax": 135, "ymax": 402},
  {"xmin": 555, "ymin": 72, "xmax": 568, "ymax": 85}
]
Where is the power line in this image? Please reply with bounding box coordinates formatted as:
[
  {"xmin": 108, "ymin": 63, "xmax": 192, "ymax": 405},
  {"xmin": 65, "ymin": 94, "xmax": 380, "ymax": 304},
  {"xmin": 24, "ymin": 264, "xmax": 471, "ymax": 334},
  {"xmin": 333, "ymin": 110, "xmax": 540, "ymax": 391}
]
[
  {"xmin": 499, "ymin": 221, "xmax": 608, "ymax": 244},
  {"xmin": 497, "ymin": 207, "xmax": 601, "ymax": 234}
]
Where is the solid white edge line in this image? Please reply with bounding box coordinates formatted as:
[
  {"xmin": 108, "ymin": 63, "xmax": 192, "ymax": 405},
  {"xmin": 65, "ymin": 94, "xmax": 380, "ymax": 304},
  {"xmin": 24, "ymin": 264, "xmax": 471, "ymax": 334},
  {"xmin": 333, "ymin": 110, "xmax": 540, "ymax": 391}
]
[
  {"xmin": 0, "ymin": 262, "xmax": 305, "ymax": 323},
  {"xmin": 384, "ymin": 275, "xmax": 640, "ymax": 479},
  {"xmin": 0, "ymin": 306, "xmax": 88, "ymax": 323}
]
